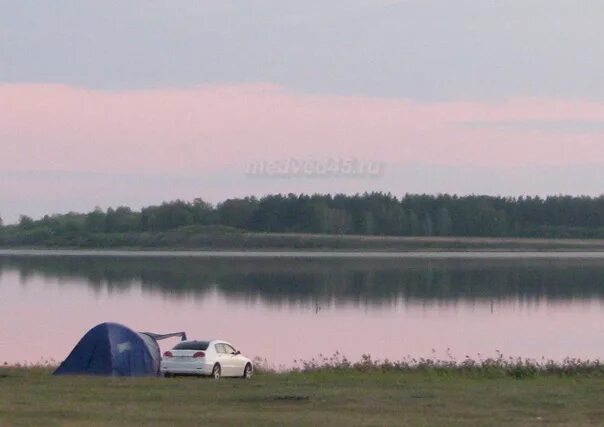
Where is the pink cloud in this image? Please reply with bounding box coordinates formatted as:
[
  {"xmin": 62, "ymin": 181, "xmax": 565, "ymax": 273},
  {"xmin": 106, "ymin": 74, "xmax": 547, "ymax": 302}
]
[{"xmin": 1, "ymin": 83, "xmax": 604, "ymax": 174}]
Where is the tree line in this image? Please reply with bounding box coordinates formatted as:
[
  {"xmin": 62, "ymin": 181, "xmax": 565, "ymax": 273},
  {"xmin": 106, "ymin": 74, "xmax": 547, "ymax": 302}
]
[{"xmin": 3, "ymin": 193, "xmax": 604, "ymax": 240}]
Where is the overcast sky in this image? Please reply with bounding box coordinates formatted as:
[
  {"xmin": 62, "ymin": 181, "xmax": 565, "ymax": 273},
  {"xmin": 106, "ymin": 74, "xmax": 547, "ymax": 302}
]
[{"xmin": 1, "ymin": 0, "xmax": 604, "ymax": 222}]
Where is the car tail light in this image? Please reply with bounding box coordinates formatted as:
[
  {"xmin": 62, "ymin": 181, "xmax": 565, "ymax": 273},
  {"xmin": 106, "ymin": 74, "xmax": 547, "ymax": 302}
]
[
  {"xmin": 163, "ymin": 351, "xmax": 173, "ymax": 357},
  {"xmin": 193, "ymin": 352, "xmax": 205, "ymax": 358}
]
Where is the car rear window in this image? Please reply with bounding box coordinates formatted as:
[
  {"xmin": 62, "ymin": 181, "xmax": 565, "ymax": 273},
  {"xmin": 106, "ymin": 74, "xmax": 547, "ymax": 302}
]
[{"xmin": 173, "ymin": 341, "xmax": 210, "ymax": 350}]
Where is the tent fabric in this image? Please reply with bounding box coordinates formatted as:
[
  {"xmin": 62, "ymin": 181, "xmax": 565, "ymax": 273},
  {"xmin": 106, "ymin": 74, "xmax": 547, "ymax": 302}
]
[{"xmin": 54, "ymin": 322, "xmax": 174, "ymax": 376}]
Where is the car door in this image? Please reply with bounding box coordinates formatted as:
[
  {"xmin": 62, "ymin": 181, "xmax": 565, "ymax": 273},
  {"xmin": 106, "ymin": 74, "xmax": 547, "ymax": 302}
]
[
  {"xmin": 222, "ymin": 343, "xmax": 245, "ymax": 376},
  {"xmin": 214, "ymin": 343, "xmax": 234, "ymax": 376}
]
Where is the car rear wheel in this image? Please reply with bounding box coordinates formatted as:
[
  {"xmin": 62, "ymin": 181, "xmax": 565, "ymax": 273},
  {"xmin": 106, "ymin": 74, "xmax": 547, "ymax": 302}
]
[
  {"xmin": 212, "ymin": 364, "xmax": 221, "ymax": 380},
  {"xmin": 242, "ymin": 363, "xmax": 253, "ymax": 379}
]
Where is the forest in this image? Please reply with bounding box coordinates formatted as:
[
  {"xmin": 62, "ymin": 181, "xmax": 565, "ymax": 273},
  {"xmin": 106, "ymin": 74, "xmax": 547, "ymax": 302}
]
[{"xmin": 3, "ymin": 193, "xmax": 604, "ymax": 247}]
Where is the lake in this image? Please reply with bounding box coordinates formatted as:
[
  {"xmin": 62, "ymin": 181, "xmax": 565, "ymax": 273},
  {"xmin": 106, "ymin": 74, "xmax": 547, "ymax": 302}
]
[{"xmin": 3, "ymin": 251, "xmax": 604, "ymax": 368}]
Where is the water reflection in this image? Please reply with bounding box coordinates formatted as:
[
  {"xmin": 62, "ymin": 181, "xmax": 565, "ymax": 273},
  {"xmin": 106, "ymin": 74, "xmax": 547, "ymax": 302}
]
[
  {"xmin": 3, "ymin": 255, "xmax": 604, "ymax": 305},
  {"xmin": 4, "ymin": 255, "xmax": 604, "ymax": 365}
]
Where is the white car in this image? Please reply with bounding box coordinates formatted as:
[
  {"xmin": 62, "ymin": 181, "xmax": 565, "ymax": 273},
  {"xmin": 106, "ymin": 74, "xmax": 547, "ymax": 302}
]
[{"xmin": 160, "ymin": 339, "xmax": 253, "ymax": 379}]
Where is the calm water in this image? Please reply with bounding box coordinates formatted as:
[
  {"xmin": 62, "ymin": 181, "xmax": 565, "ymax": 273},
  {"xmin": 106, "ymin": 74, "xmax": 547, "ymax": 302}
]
[{"xmin": 3, "ymin": 251, "xmax": 604, "ymax": 367}]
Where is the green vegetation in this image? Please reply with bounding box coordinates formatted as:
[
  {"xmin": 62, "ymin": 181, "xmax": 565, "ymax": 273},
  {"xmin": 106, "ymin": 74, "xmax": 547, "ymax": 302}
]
[
  {"xmin": 3, "ymin": 366, "xmax": 604, "ymax": 426},
  {"xmin": 4, "ymin": 193, "xmax": 604, "ymax": 248},
  {"xmin": 294, "ymin": 352, "xmax": 604, "ymax": 378}
]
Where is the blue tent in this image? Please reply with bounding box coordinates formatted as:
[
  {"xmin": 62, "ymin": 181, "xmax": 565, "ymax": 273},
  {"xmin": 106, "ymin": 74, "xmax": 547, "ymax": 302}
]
[{"xmin": 54, "ymin": 322, "xmax": 186, "ymax": 376}]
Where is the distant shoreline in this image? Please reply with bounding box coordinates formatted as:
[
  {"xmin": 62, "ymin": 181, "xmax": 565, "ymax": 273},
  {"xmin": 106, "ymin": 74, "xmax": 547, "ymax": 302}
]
[
  {"xmin": 5, "ymin": 248, "xmax": 604, "ymax": 259},
  {"xmin": 5, "ymin": 234, "xmax": 604, "ymax": 254}
]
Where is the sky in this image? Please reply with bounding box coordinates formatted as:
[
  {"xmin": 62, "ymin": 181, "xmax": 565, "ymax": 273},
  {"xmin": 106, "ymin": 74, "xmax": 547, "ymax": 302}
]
[{"xmin": 1, "ymin": 0, "xmax": 604, "ymax": 222}]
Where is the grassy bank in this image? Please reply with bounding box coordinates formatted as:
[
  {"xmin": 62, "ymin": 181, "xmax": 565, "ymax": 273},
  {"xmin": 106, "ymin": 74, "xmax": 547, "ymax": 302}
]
[
  {"xmin": 6, "ymin": 231, "xmax": 604, "ymax": 251},
  {"xmin": 3, "ymin": 367, "xmax": 604, "ymax": 426}
]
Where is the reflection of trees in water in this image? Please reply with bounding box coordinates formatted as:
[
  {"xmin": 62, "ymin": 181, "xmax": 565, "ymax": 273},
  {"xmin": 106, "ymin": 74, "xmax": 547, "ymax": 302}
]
[{"xmin": 2, "ymin": 256, "xmax": 604, "ymax": 305}]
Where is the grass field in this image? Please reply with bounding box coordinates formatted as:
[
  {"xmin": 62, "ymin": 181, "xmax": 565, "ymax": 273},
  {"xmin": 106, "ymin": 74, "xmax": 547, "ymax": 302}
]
[{"xmin": 2, "ymin": 368, "xmax": 604, "ymax": 426}]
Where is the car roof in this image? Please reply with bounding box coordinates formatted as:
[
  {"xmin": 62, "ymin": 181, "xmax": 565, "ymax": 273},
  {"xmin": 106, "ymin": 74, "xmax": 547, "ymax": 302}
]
[{"xmin": 183, "ymin": 339, "xmax": 232, "ymax": 345}]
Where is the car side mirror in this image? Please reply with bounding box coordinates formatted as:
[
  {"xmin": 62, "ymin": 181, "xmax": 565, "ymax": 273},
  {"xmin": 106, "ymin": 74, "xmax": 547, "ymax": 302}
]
[{"xmin": 233, "ymin": 350, "xmax": 240, "ymax": 355}]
